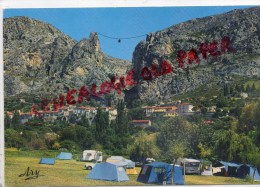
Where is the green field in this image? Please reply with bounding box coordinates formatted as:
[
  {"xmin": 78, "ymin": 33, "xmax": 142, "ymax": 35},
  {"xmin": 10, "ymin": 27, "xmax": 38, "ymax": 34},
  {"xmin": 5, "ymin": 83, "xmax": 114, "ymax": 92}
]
[{"xmin": 5, "ymin": 149, "xmax": 260, "ymax": 186}]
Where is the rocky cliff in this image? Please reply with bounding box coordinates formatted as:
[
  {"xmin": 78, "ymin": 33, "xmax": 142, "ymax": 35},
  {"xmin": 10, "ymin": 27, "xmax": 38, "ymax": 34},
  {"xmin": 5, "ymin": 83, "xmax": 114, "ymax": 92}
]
[
  {"xmin": 4, "ymin": 16, "xmax": 131, "ymax": 101},
  {"xmin": 125, "ymin": 7, "xmax": 260, "ymax": 106}
]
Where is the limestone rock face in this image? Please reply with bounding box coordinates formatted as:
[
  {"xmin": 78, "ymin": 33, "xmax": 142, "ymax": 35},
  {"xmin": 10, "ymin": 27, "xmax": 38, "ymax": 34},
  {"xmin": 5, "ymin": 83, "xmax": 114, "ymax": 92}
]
[
  {"xmin": 125, "ymin": 7, "xmax": 260, "ymax": 106},
  {"xmin": 4, "ymin": 17, "xmax": 131, "ymax": 101}
]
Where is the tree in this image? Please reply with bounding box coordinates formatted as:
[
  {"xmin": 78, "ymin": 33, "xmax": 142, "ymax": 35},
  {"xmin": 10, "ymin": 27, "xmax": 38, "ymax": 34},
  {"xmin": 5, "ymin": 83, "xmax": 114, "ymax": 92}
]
[
  {"xmin": 157, "ymin": 117, "xmax": 195, "ymax": 158},
  {"xmin": 95, "ymin": 108, "xmax": 109, "ymax": 144},
  {"xmin": 127, "ymin": 107, "xmax": 145, "ymax": 120},
  {"xmin": 214, "ymin": 129, "xmax": 240, "ymax": 161},
  {"xmin": 229, "ymin": 106, "xmax": 242, "ymax": 117},
  {"xmin": 164, "ymin": 143, "xmax": 186, "ymax": 163},
  {"xmin": 235, "ymin": 84, "xmax": 240, "ymax": 92},
  {"xmin": 111, "ymin": 100, "xmax": 131, "ymax": 153},
  {"xmin": 240, "ymin": 84, "xmax": 245, "ymax": 92},
  {"xmin": 31, "ymin": 138, "xmax": 46, "ymax": 150},
  {"xmin": 198, "ymin": 143, "xmax": 212, "ymax": 159},
  {"xmin": 252, "ymin": 83, "xmax": 256, "ymax": 92},
  {"xmin": 12, "ymin": 110, "xmax": 20, "ymax": 127},
  {"xmin": 44, "ymin": 132, "xmax": 58, "ymax": 149},
  {"xmin": 114, "ymin": 100, "xmax": 129, "ymax": 134},
  {"xmin": 60, "ymin": 140, "xmax": 80, "ymax": 152},
  {"xmin": 238, "ymin": 135, "xmax": 256, "ymax": 163},
  {"xmin": 201, "ymin": 107, "xmax": 208, "ymax": 115},
  {"xmin": 248, "ymin": 151, "xmax": 260, "ymax": 176},
  {"xmin": 129, "ymin": 131, "xmax": 160, "ymax": 162},
  {"xmin": 216, "ymin": 95, "xmax": 228, "ymax": 108},
  {"xmin": 77, "ymin": 113, "xmax": 89, "ymax": 128},
  {"xmin": 246, "ymin": 84, "xmax": 251, "ymax": 93},
  {"xmin": 239, "ymin": 102, "xmax": 260, "ymax": 134},
  {"xmin": 4, "ymin": 112, "xmax": 11, "ymax": 129},
  {"xmin": 194, "ymin": 121, "xmax": 215, "ymax": 158},
  {"xmin": 59, "ymin": 125, "xmax": 94, "ymax": 150},
  {"xmin": 223, "ymin": 84, "xmax": 230, "ymax": 96},
  {"xmin": 5, "ymin": 128, "xmax": 26, "ymax": 148}
]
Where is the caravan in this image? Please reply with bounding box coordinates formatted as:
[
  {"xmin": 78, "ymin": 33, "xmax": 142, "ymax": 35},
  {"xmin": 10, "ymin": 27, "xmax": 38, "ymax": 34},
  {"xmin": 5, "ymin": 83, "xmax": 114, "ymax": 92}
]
[
  {"xmin": 177, "ymin": 158, "xmax": 201, "ymax": 174},
  {"xmin": 82, "ymin": 150, "xmax": 103, "ymax": 170}
]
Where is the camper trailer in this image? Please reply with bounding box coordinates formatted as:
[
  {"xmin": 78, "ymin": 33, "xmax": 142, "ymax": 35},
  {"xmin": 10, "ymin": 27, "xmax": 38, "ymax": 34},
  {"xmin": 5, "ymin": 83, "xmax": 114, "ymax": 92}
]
[
  {"xmin": 177, "ymin": 158, "xmax": 201, "ymax": 174},
  {"xmin": 82, "ymin": 150, "xmax": 102, "ymax": 170}
]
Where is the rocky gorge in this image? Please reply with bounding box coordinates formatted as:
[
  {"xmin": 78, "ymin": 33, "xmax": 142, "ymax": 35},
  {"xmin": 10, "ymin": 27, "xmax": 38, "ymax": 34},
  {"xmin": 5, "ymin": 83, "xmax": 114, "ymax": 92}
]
[{"xmin": 4, "ymin": 7, "xmax": 260, "ymax": 107}]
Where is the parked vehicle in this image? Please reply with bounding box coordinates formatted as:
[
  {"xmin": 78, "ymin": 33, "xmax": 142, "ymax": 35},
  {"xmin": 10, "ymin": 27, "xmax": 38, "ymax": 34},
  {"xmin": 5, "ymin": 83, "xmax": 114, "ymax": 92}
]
[
  {"xmin": 135, "ymin": 158, "xmax": 155, "ymax": 167},
  {"xmin": 81, "ymin": 150, "xmax": 102, "ymax": 170},
  {"xmin": 177, "ymin": 158, "xmax": 201, "ymax": 174}
]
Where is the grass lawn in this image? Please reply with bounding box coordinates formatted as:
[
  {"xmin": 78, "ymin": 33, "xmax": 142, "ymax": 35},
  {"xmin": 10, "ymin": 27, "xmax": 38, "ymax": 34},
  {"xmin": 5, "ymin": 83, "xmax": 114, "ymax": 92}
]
[{"xmin": 5, "ymin": 149, "xmax": 260, "ymax": 186}]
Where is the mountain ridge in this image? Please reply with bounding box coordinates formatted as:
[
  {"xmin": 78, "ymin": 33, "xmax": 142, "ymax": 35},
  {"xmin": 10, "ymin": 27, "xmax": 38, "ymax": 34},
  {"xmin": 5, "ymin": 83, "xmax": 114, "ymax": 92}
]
[
  {"xmin": 125, "ymin": 6, "xmax": 260, "ymax": 106},
  {"xmin": 4, "ymin": 16, "xmax": 131, "ymax": 101}
]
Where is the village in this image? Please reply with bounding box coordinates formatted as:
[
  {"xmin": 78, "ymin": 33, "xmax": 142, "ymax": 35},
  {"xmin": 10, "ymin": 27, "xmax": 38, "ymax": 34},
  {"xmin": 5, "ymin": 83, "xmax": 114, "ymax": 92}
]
[{"xmin": 5, "ymin": 100, "xmax": 216, "ymax": 127}]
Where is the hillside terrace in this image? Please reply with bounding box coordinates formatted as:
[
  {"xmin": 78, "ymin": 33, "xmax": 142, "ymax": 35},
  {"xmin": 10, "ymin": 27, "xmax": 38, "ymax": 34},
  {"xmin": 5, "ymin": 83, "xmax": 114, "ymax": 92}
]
[{"xmin": 7, "ymin": 106, "xmax": 117, "ymax": 124}]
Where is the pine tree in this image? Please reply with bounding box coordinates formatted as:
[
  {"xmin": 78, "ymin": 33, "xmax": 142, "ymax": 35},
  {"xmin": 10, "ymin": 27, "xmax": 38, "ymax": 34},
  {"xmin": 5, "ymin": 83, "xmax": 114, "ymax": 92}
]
[
  {"xmin": 113, "ymin": 100, "xmax": 131, "ymax": 153},
  {"xmin": 235, "ymin": 84, "xmax": 240, "ymax": 92},
  {"xmin": 12, "ymin": 110, "xmax": 20, "ymax": 127},
  {"xmin": 240, "ymin": 84, "xmax": 245, "ymax": 92},
  {"xmin": 77, "ymin": 113, "xmax": 89, "ymax": 128},
  {"xmin": 95, "ymin": 108, "xmax": 109, "ymax": 144},
  {"xmin": 246, "ymin": 84, "xmax": 251, "ymax": 93},
  {"xmin": 4, "ymin": 112, "xmax": 11, "ymax": 128},
  {"xmin": 223, "ymin": 84, "xmax": 230, "ymax": 96},
  {"xmin": 252, "ymin": 83, "xmax": 256, "ymax": 92}
]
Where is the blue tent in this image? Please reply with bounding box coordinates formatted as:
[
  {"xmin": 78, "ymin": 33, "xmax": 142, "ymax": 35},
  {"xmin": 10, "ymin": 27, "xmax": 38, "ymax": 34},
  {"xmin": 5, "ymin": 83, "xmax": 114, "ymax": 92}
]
[
  {"xmin": 106, "ymin": 156, "xmax": 135, "ymax": 168},
  {"xmin": 236, "ymin": 164, "xmax": 260, "ymax": 181},
  {"xmin": 220, "ymin": 161, "xmax": 242, "ymax": 177},
  {"xmin": 56, "ymin": 152, "xmax": 72, "ymax": 160},
  {"xmin": 39, "ymin": 158, "xmax": 55, "ymax": 165},
  {"xmin": 86, "ymin": 162, "xmax": 129, "ymax": 182},
  {"xmin": 219, "ymin": 161, "xmax": 241, "ymax": 171},
  {"xmin": 137, "ymin": 162, "xmax": 184, "ymax": 185}
]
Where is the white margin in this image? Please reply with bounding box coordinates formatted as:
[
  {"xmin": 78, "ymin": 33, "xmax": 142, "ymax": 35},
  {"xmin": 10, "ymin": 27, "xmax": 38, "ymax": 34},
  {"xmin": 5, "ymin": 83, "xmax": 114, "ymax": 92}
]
[
  {"xmin": 0, "ymin": 0, "xmax": 260, "ymax": 9},
  {"xmin": 0, "ymin": 3, "xmax": 4, "ymax": 187},
  {"xmin": 0, "ymin": 1, "xmax": 260, "ymax": 187}
]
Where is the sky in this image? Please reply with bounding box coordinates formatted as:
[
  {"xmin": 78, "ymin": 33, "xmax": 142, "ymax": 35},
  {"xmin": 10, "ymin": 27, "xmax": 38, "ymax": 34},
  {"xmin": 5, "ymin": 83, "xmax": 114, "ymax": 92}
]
[{"xmin": 4, "ymin": 6, "xmax": 253, "ymax": 61}]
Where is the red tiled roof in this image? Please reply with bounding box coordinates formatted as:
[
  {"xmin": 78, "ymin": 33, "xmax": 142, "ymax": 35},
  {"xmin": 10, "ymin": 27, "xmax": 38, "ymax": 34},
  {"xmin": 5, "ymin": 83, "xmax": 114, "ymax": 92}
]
[
  {"xmin": 43, "ymin": 111, "xmax": 59, "ymax": 114},
  {"xmin": 143, "ymin": 106, "xmax": 177, "ymax": 109},
  {"xmin": 78, "ymin": 106, "xmax": 91, "ymax": 110},
  {"xmin": 204, "ymin": 120, "xmax": 214, "ymax": 124},
  {"xmin": 20, "ymin": 112, "xmax": 33, "ymax": 116},
  {"xmin": 132, "ymin": 120, "xmax": 151, "ymax": 123},
  {"xmin": 180, "ymin": 103, "xmax": 192, "ymax": 105},
  {"xmin": 7, "ymin": 112, "xmax": 13, "ymax": 115}
]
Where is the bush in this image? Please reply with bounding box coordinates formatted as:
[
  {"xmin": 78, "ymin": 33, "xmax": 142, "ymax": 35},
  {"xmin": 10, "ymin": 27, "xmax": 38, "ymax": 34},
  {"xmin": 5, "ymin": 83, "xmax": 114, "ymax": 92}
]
[
  {"xmin": 244, "ymin": 175, "xmax": 253, "ymax": 183},
  {"xmin": 19, "ymin": 147, "xmax": 33, "ymax": 151},
  {"xmin": 60, "ymin": 140, "xmax": 80, "ymax": 152},
  {"xmin": 31, "ymin": 138, "xmax": 47, "ymax": 150}
]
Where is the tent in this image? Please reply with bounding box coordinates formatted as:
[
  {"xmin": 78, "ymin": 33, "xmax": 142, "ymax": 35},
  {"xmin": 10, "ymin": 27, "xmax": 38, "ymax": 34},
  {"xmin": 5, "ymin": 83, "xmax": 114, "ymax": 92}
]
[
  {"xmin": 126, "ymin": 168, "xmax": 138, "ymax": 175},
  {"xmin": 107, "ymin": 156, "xmax": 138, "ymax": 175},
  {"xmin": 86, "ymin": 162, "xmax": 129, "ymax": 182},
  {"xmin": 213, "ymin": 161, "xmax": 241, "ymax": 176},
  {"xmin": 137, "ymin": 162, "xmax": 184, "ymax": 185},
  {"xmin": 236, "ymin": 164, "xmax": 260, "ymax": 181},
  {"xmin": 106, "ymin": 156, "xmax": 135, "ymax": 168},
  {"xmin": 56, "ymin": 152, "xmax": 72, "ymax": 160},
  {"xmin": 39, "ymin": 158, "xmax": 55, "ymax": 165}
]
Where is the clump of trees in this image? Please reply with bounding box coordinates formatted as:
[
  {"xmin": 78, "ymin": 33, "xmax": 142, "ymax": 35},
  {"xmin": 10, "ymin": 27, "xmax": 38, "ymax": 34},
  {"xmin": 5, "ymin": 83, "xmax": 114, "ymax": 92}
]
[{"xmin": 5, "ymin": 100, "xmax": 132, "ymax": 156}]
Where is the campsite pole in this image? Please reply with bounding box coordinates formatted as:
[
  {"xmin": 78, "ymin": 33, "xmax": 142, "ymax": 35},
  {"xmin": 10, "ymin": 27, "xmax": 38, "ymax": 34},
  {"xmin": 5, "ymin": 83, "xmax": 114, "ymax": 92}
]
[
  {"xmin": 183, "ymin": 161, "xmax": 185, "ymax": 182},
  {"xmin": 253, "ymin": 168, "xmax": 256, "ymax": 184},
  {"xmin": 171, "ymin": 159, "xmax": 175, "ymax": 185}
]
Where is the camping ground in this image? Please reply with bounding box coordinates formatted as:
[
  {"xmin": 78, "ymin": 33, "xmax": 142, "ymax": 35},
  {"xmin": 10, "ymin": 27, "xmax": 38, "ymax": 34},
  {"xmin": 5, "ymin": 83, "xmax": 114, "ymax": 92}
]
[{"xmin": 5, "ymin": 148, "xmax": 260, "ymax": 186}]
